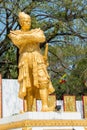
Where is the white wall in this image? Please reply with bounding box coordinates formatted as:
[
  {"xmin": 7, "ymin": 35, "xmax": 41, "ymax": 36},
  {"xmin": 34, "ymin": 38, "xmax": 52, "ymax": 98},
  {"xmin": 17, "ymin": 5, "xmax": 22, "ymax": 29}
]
[
  {"xmin": 2, "ymin": 79, "xmax": 84, "ymax": 118},
  {"xmin": 2, "ymin": 79, "xmax": 23, "ymax": 117}
]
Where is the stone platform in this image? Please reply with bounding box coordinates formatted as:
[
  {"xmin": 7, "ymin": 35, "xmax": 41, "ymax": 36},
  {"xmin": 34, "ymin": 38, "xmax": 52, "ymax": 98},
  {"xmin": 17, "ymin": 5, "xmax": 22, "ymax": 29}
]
[{"xmin": 0, "ymin": 112, "xmax": 86, "ymax": 130}]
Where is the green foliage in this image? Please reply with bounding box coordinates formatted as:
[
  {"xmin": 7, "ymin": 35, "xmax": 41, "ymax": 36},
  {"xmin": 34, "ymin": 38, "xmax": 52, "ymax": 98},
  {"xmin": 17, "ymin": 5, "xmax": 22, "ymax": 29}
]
[
  {"xmin": 0, "ymin": 0, "xmax": 87, "ymax": 99},
  {"xmin": 0, "ymin": 44, "xmax": 18, "ymax": 79},
  {"xmin": 48, "ymin": 43, "xmax": 87, "ymax": 99}
]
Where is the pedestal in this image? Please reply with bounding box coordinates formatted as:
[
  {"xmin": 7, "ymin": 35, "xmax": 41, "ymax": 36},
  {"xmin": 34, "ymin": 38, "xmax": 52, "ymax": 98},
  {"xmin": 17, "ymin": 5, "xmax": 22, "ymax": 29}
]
[{"xmin": 0, "ymin": 112, "xmax": 86, "ymax": 130}]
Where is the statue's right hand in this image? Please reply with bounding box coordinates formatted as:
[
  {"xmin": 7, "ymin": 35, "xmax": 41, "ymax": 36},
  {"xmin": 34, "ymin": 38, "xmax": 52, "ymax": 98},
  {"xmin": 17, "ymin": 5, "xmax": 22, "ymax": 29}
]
[{"xmin": 10, "ymin": 30, "xmax": 17, "ymax": 35}]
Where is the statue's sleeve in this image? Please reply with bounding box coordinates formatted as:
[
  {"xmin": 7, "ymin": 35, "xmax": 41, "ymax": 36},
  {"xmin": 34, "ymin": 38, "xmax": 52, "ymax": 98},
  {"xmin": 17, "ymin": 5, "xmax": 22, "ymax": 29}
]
[
  {"xmin": 20, "ymin": 29, "xmax": 46, "ymax": 44},
  {"xmin": 8, "ymin": 32, "xmax": 22, "ymax": 48},
  {"xmin": 34, "ymin": 29, "xmax": 46, "ymax": 43},
  {"xmin": 8, "ymin": 29, "xmax": 46, "ymax": 47}
]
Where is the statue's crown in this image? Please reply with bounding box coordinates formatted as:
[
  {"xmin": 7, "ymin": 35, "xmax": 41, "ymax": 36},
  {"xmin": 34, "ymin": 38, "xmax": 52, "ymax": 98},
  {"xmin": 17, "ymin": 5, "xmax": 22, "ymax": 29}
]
[{"xmin": 18, "ymin": 12, "xmax": 31, "ymax": 20}]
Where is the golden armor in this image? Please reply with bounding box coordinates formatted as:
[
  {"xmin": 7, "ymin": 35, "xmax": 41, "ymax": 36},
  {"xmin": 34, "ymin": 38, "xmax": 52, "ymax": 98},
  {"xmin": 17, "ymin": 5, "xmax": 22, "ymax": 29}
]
[{"xmin": 8, "ymin": 12, "xmax": 55, "ymax": 112}]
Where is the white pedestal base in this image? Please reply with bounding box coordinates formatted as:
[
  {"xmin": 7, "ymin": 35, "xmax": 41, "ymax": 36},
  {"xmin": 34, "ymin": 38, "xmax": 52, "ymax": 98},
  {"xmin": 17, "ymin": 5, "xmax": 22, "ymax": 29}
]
[{"xmin": 0, "ymin": 112, "xmax": 85, "ymax": 130}]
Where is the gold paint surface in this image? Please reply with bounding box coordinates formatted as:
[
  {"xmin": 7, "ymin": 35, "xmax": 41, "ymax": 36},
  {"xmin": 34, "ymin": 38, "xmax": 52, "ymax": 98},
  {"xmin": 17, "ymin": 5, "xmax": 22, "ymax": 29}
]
[
  {"xmin": 83, "ymin": 96, "xmax": 87, "ymax": 118},
  {"xmin": 8, "ymin": 12, "xmax": 55, "ymax": 112},
  {"xmin": 22, "ymin": 127, "xmax": 32, "ymax": 130},
  {"xmin": 0, "ymin": 119, "xmax": 87, "ymax": 130},
  {"xmin": 43, "ymin": 128, "xmax": 73, "ymax": 130},
  {"xmin": 63, "ymin": 95, "xmax": 76, "ymax": 112},
  {"xmin": 48, "ymin": 95, "xmax": 56, "ymax": 107}
]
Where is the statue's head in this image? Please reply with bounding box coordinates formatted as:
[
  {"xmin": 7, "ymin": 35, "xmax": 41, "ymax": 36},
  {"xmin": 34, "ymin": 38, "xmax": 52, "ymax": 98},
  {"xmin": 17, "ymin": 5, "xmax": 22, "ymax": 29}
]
[{"xmin": 18, "ymin": 12, "xmax": 31, "ymax": 31}]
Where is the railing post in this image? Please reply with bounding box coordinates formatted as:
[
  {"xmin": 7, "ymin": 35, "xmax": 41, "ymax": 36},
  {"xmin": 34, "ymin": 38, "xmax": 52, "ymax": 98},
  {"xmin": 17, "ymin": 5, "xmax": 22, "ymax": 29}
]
[{"xmin": 0, "ymin": 74, "xmax": 2, "ymax": 118}]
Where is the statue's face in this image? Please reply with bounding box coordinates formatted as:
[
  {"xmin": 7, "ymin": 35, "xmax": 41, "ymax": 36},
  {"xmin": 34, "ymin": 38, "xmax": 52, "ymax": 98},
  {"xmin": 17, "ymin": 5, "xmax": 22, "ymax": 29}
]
[{"xmin": 19, "ymin": 18, "xmax": 31, "ymax": 31}]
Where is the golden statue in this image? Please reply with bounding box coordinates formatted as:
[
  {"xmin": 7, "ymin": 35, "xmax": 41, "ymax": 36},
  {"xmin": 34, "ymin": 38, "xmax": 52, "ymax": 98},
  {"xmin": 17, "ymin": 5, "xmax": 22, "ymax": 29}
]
[{"xmin": 8, "ymin": 12, "xmax": 55, "ymax": 112}]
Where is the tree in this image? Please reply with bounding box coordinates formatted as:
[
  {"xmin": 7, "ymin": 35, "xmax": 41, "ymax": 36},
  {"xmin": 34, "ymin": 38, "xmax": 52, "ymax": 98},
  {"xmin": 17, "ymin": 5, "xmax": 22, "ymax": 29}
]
[{"xmin": 0, "ymin": 0, "xmax": 87, "ymax": 99}]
